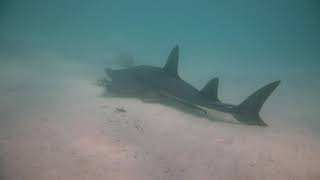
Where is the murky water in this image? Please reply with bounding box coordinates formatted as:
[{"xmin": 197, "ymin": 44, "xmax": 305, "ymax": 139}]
[{"xmin": 1, "ymin": 1, "xmax": 320, "ymax": 179}]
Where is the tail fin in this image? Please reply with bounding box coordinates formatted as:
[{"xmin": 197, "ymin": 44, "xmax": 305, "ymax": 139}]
[{"xmin": 232, "ymin": 81, "xmax": 281, "ymax": 126}]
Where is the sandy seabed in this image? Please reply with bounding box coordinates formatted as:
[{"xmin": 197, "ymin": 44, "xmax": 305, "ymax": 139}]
[{"xmin": 0, "ymin": 60, "xmax": 320, "ymax": 180}]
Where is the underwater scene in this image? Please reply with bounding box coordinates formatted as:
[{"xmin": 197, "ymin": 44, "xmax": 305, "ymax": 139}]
[{"xmin": 0, "ymin": 0, "xmax": 320, "ymax": 179}]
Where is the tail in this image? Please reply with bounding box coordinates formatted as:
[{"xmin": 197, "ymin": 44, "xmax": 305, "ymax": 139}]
[{"xmin": 232, "ymin": 81, "xmax": 281, "ymax": 126}]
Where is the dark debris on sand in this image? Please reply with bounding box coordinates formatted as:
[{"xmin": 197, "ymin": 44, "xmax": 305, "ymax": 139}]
[{"xmin": 114, "ymin": 107, "xmax": 126, "ymax": 113}]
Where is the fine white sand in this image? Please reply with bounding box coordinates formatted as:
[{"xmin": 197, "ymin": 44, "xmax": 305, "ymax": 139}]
[{"xmin": 1, "ymin": 60, "xmax": 320, "ymax": 180}]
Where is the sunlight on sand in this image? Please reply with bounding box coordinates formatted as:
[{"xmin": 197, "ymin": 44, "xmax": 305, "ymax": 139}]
[{"xmin": 1, "ymin": 61, "xmax": 320, "ymax": 180}]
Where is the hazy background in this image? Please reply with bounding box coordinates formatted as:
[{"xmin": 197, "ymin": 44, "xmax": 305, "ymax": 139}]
[
  {"xmin": 0, "ymin": 1, "xmax": 320, "ymax": 179},
  {"xmin": 1, "ymin": 0, "xmax": 319, "ymax": 129}
]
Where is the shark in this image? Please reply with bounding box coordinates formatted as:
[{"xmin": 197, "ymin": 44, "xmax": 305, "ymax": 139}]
[{"xmin": 102, "ymin": 45, "xmax": 280, "ymax": 126}]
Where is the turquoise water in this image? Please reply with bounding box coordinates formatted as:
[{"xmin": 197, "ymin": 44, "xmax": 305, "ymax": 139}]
[
  {"xmin": 1, "ymin": 1, "xmax": 320, "ymax": 179},
  {"xmin": 2, "ymin": 0, "xmax": 319, "ymax": 128}
]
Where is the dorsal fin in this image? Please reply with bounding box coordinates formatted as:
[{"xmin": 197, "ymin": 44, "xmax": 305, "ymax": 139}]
[
  {"xmin": 201, "ymin": 77, "xmax": 220, "ymax": 102},
  {"xmin": 163, "ymin": 45, "xmax": 179, "ymax": 78}
]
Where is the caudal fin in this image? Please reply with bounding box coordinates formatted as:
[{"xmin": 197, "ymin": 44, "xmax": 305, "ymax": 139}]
[{"xmin": 232, "ymin": 81, "xmax": 281, "ymax": 126}]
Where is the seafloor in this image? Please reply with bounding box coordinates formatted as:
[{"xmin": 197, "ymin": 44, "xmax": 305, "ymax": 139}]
[{"xmin": 0, "ymin": 59, "xmax": 319, "ymax": 180}]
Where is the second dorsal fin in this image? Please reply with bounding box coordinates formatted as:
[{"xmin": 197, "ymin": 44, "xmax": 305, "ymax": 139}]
[
  {"xmin": 201, "ymin": 77, "xmax": 220, "ymax": 102},
  {"xmin": 163, "ymin": 45, "xmax": 179, "ymax": 78}
]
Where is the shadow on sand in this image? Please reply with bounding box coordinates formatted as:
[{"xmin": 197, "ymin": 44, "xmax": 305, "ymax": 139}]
[{"xmin": 98, "ymin": 89, "xmax": 242, "ymax": 126}]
